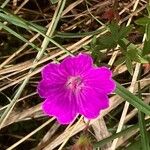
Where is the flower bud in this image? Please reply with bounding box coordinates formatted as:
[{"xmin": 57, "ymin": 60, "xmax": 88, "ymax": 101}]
[{"xmin": 71, "ymin": 135, "xmax": 93, "ymax": 150}]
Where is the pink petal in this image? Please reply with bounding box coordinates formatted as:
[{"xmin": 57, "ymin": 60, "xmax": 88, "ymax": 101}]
[
  {"xmin": 38, "ymin": 63, "xmax": 67, "ymax": 98},
  {"xmin": 37, "ymin": 54, "xmax": 116, "ymax": 124},
  {"xmin": 60, "ymin": 53, "xmax": 93, "ymax": 76},
  {"xmin": 42, "ymin": 91, "xmax": 78, "ymax": 124},
  {"xmin": 83, "ymin": 67, "xmax": 116, "ymax": 94},
  {"xmin": 42, "ymin": 63, "xmax": 66, "ymax": 82},
  {"xmin": 78, "ymin": 87, "xmax": 109, "ymax": 119},
  {"xmin": 37, "ymin": 79, "xmax": 65, "ymax": 98}
]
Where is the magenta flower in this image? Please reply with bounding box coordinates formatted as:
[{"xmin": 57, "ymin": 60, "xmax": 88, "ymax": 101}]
[{"xmin": 37, "ymin": 53, "xmax": 116, "ymax": 124}]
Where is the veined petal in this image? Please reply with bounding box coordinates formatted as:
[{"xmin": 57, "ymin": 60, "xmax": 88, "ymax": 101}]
[
  {"xmin": 83, "ymin": 67, "xmax": 116, "ymax": 94},
  {"xmin": 60, "ymin": 53, "xmax": 93, "ymax": 76},
  {"xmin": 37, "ymin": 79, "xmax": 65, "ymax": 98},
  {"xmin": 78, "ymin": 87, "xmax": 109, "ymax": 119},
  {"xmin": 37, "ymin": 53, "xmax": 115, "ymax": 124},
  {"xmin": 42, "ymin": 91, "xmax": 78, "ymax": 124},
  {"xmin": 83, "ymin": 67, "xmax": 112, "ymax": 79},
  {"xmin": 42, "ymin": 63, "xmax": 66, "ymax": 82}
]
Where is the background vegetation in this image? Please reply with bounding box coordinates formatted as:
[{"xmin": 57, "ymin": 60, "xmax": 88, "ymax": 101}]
[{"xmin": 0, "ymin": 0, "xmax": 149, "ymax": 149}]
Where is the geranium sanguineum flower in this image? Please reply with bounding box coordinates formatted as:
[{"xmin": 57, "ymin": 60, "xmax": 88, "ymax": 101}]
[{"xmin": 37, "ymin": 53, "xmax": 116, "ymax": 124}]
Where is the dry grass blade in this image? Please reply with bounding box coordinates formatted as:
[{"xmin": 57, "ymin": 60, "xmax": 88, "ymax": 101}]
[
  {"xmin": 6, "ymin": 118, "xmax": 54, "ymax": 150},
  {"xmin": 92, "ymin": 118, "xmax": 111, "ymax": 150},
  {"xmin": 110, "ymin": 0, "xmax": 143, "ymax": 148},
  {"xmin": 37, "ymin": 122, "xmax": 60, "ymax": 150},
  {"xmin": 1, "ymin": 78, "xmax": 149, "ymax": 149},
  {"xmin": 111, "ymin": 63, "xmax": 141, "ymax": 149},
  {"xmin": 37, "ymin": 78, "xmax": 149, "ymax": 150},
  {"xmin": 0, "ymin": 0, "xmax": 80, "ymax": 69},
  {"xmin": 0, "ymin": 0, "xmax": 67, "ymax": 129},
  {"xmin": 0, "ymin": 0, "xmax": 149, "ymax": 149}
]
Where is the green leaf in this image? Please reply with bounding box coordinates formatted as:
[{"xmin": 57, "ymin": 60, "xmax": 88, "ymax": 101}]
[
  {"xmin": 91, "ymin": 35, "xmax": 97, "ymax": 46},
  {"xmin": 125, "ymin": 56, "xmax": 133, "ymax": 75},
  {"xmin": 114, "ymin": 56, "xmax": 126, "ymax": 66},
  {"xmin": 91, "ymin": 50, "xmax": 105, "ymax": 65},
  {"xmin": 127, "ymin": 48, "xmax": 149, "ymax": 63},
  {"xmin": 142, "ymin": 55, "xmax": 150, "ymax": 62},
  {"xmin": 96, "ymin": 34, "xmax": 117, "ymax": 50},
  {"xmin": 146, "ymin": 24, "xmax": 150, "ymax": 40},
  {"xmin": 120, "ymin": 38, "xmax": 149, "ymax": 64},
  {"xmin": 135, "ymin": 17, "xmax": 150, "ymax": 26},
  {"xmin": 108, "ymin": 22, "xmax": 119, "ymax": 41},
  {"xmin": 118, "ymin": 40, "xmax": 128, "ymax": 52},
  {"xmin": 83, "ymin": 45, "xmax": 91, "ymax": 51},
  {"xmin": 49, "ymin": 0, "xmax": 59, "ymax": 4},
  {"xmin": 143, "ymin": 39, "xmax": 150, "ymax": 55},
  {"xmin": 118, "ymin": 25, "xmax": 133, "ymax": 39},
  {"xmin": 108, "ymin": 23, "xmax": 132, "ymax": 41},
  {"xmin": 127, "ymin": 48, "xmax": 140, "ymax": 61},
  {"xmin": 115, "ymin": 82, "xmax": 150, "ymax": 116}
]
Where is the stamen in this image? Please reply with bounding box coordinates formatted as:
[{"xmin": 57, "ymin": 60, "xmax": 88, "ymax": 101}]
[{"xmin": 66, "ymin": 76, "xmax": 83, "ymax": 92}]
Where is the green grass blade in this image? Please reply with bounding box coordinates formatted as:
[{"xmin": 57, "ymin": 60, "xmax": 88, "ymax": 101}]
[
  {"xmin": 0, "ymin": 0, "xmax": 67, "ymax": 130},
  {"xmin": 138, "ymin": 112, "xmax": 150, "ymax": 149},
  {"xmin": 116, "ymin": 82, "xmax": 150, "ymax": 115},
  {"xmin": 0, "ymin": 8, "xmax": 72, "ymax": 55},
  {"xmin": 0, "ymin": 22, "xmax": 41, "ymax": 52},
  {"xmin": 0, "ymin": 8, "xmax": 105, "ymax": 38},
  {"xmin": 0, "ymin": 8, "xmax": 46, "ymax": 33},
  {"xmin": 138, "ymin": 81, "xmax": 150, "ymax": 150},
  {"xmin": 94, "ymin": 125, "xmax": 137, "ymax": 148},
  {"xmin": 54, "ymin": 29, "xmax": 105, "ymax": 38},
  {"xmin": 94, "ymin": 119, "xmax": 150, "ymax": 148},
  {"xmin": 0, "ymin": 12, "xmax": 29, "ymax": 30}
]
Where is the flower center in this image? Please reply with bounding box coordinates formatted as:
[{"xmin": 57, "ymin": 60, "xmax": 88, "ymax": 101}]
[{"xmin": 66, "ymin": 76, "xmax": 83, "ymax": 92}]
